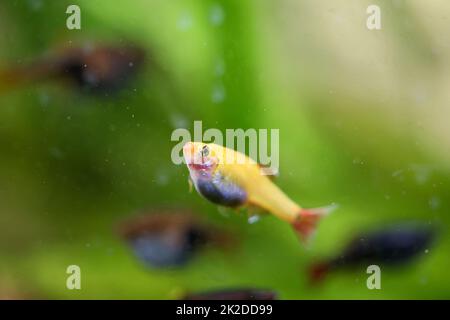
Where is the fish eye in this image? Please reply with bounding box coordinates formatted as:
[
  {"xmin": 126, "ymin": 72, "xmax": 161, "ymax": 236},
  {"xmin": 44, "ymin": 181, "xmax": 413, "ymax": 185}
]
[{"xmin": 201, "ymin": 145, "xmax": 209, "ymax": 157}]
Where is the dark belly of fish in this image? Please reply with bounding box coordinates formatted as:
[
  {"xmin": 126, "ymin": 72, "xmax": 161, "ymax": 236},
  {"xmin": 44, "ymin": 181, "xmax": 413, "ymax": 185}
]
[
  {"xmin": 129, "ymin": 227, "xmax": 208, "ymax": 268},
  {"xmin": 195, "ymin": 177, "xmax": 247, "ymax": 207}
]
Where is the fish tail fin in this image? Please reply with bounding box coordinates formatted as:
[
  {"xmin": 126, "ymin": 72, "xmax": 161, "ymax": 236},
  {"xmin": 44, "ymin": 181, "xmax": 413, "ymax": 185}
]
[
  {"xmin": 308, "ymin": 262, "xmax": 330, "ymax": 285},
  {"xmin": 291, "ymin": 204, "xmax": 337, "ymax": 245}
]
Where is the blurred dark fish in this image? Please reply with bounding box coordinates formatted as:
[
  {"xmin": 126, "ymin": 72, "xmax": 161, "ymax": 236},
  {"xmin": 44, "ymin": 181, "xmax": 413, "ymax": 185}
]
[
  {"xmin": 183, "ymin": 288, "xmax": 277, "ymax": 300},
  {"xmin": 309, "ymin": 223, "xmax": 437, "ymax": 284},
  {"xmin": 118, "ymin": 210, "xmax": 234, "ymax": 268},
  {"xmin": 0, "ymin": 42, "xmax": 145, "ymax": 94}
]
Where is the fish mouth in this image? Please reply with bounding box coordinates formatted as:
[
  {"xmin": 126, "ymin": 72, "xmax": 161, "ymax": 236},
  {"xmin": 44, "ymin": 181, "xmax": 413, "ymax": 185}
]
[
  {"xmin": 183, "ymin": 142, "xmax": 215, "ymax": 171},
  {"xmin": 188, "ymin": 162, "xmax": 212, "ymax": 171}
]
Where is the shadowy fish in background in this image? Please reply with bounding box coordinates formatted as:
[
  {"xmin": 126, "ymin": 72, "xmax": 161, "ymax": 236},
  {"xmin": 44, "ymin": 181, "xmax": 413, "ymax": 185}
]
[
  {"xmin": 183, "ymin": 288, "xmax": 277, "ymax": 300},
  {"xmin": 309, "ymin": 223, "xmax": 438, "ymax": 284},
  {"xmin": 183, "ymin": 142, "xmax": 336, "ymax": 244},
  {"xmin": 0, "ymin": 42, "xmax": 145, "ymax": 94},
  {"xmin": 118, "ymin": 210, "xmax": 234, "ymax": 268}
]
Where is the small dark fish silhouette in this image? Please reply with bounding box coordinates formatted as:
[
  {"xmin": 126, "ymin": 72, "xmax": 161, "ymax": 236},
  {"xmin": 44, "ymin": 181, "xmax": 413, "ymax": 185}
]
[
  {"xmin": 309, "ymin": 223, "xmax": 437, "ymax": 284},
  {"xmin": 118, "ymin": 210, "xmax": 234, "ymax": 268},
  {"xmin": 183, "ymin": 288, "xmax": 277, "ymax": 300},
  {"xmin": 0, "ymin": 43, "xmax": 145, "ymax": 94}
]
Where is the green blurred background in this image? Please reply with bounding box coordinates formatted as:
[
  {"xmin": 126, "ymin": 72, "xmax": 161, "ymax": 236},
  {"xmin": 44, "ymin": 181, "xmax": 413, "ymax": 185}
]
[{"xmin": 0, "ymin": 0, "xmax": 449, "ymax": 299}]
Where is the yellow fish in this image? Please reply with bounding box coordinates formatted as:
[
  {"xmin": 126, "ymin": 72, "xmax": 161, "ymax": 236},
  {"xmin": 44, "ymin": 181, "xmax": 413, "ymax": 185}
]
[{"xmin": 182, "ymin": 142, "xmax": 336, "ymax": 244}]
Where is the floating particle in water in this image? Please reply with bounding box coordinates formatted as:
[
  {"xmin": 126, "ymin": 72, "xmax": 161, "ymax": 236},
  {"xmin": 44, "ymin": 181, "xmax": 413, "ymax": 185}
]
[
  {"xmin": 211, "ymin": 84, "xmax": 226, "ymax": 103},
  {"xmin": 248, "ymin": 215, "xmax": 260, "ymax": 224},
  {"xmin": 209, "ymin": 4, "xmax": 225, "ymax": 26}
]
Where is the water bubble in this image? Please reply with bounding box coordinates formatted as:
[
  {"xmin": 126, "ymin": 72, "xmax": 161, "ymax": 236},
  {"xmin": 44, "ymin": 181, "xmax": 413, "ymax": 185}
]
[
  {"xmin": 392, "ymin": 169, "xmax": 404, "ymax": 178},
  {"xmin": 410, "ymin": 164, "xmax": 432, "ymax": 185},
  {"xmin": 393, "ymin": 0, "xmax": 404, "ymax": 8},
  {"xmin": 170, "ymin": 114, "xmax": 188, "ymax": 129},
  {"xmin": 177, "ymin": 12, "xmax": 193, "ymax": 31},
  {"xmin": 209, "ymin": 4, "xmax": 225, "ymax": 26},
  {"xmin": 211, "ymin": 84, "xmax": 226, "ymax": 104},
  {"xmin": 214, "ymin": 58, "xmax": 226, "ymax": 77},
  {"xmin": 28, "ymin": 0, "xmax": 43, "ymax": 11},
  {"xmin": 49, "ymin": 147, "xmax": 64, "ymax": 160},
  {"xmin": 411, "ymin": 83, "xmax": 428, "ymax": 107},
  {"xmin": 39, "ymin": 92, "xmax": 50, "ymax": 107},
  {"xmin": 420, "ymin": 277, "xmax": 428, "ymax": 285},
  {"xmin": 428, "ymin": 196, "xmax": 441, "ymax": 210},
  {"xmin": 155, "ymin": 171, "xmax": 169, "ymax": 186}
]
